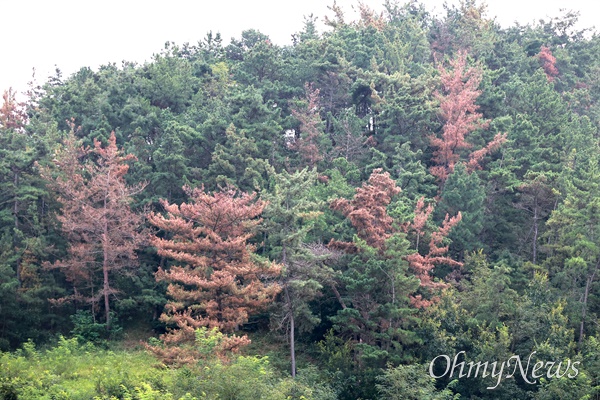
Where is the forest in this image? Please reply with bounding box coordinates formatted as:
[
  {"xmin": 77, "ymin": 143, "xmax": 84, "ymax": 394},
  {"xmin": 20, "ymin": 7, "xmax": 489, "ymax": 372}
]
[{"xmin": 1, "ymin": 0, "xmax": 600, "ymax": 398}]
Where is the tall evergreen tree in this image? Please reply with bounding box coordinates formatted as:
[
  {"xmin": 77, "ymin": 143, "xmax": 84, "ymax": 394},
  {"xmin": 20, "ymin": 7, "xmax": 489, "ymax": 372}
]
[
  {"xmin": 0, "ymin": 89, "xmax": 58, "ymax": 348},
  {"xmin": 430, "ymin": 51, "xmax": 506, "ymax": 184},
  {"xmin": 435, "ymin": 163, "xmax": 486, "ymax": 259},
  {"xmin": 204, "ymin": 123, "xmax": 271, "ymax": 192},
  {"xmin": 544, "ymin": 148, "xmax": 600, "ymax": 344},
  {"xmin": 262, "ymin": 167, "xmax": 331, "ymax": 377},
  {"xmin": 147, "ymin": 185, "xmax": 281, "ymax": 364},
  {"xmin": 41, "ymin": 130, "xmax": 147, "ymax": 331}
]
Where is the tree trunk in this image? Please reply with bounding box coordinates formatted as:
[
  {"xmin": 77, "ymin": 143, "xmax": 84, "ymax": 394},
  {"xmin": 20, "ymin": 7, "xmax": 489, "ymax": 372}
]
[
  {"xmin": 290, "ymin": 310, "xmax": 296, "ymax": 378},
  {"xmin": 13, "ymin": 171, "xmax": 19, "ymax": 232},
  {"xmin": 103, "ymin": 175, "xmax": 111, "ymax": 331},
  {"xmin": 13, "ymin": 171, "xmax": 22, "ymax": 288},
  {"xmin": 285, "ymin": 284, "xmax": 296, "ymax": 378},
  {"xmin": 532, "ymin": 204, "xmax": 538, "ymax": 264},
  {"xmin": 282, "ymin": 244, "xmax": 296, "ymax": 378},
  {"xmin": 103, "ymin": 236, "xmax": 111, "ymax": 331},
  {"xmin": 580, "ymin": 266, "xmax": 598, "ymax": 346},
  {"xmin": 331, "ymin": 284, "xmax": 347, "ymax": 309}
]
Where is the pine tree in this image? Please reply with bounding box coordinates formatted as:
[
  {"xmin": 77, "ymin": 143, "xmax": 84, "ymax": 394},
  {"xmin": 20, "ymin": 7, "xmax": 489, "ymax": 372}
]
[
  {"xmin": 404, "ymin": 199, "xmax": 462, "ymax": 307},
  {"xmin": 391, "ymin": 142, "xmax": 438, "ymax": 205},
  {"xmin": 328, "ymin": 169, "xmax": 461, "ymax": 367},
  {"xmin": 328, "ymin": 169, "xmax": 414, "ymax": 365},
  {"xmin": 290, "ymin": 83, "xmax": 328, "ymax": 168},
  {"xmin": 41, "ymin": 129, "xmax": 147, "ymax": 331},
  {"xmin": 147, "ymin": 185, "xmax": 281, "ymax": 364},
  {"xmin": 262, "ymin": 167, "xmax": 332, "ymax": 377},
  {"xmin": 514, "ymin": 172, "xmax": 556, "ymax": 265},
  {"xmin": 434, "ymin": 163, "xmax": 484, "ymax": 260},
  {"xmin": 330, "ymin": 169, "xmax": 400, "ymax": 249},
  {"xmin": 538, "ymin": 45, "xmax": 559, "ymax": 82},
  {"xmin": 544, "ymin": 149, "xmax": 600, "ymax": 345},
  {"xmin": 0, "ymin": 89, "xmax": 27, "ymax": 131},
  {"xmin": 204, "ymin": 123, "xmax": 271, "ymax": 192},
  {"xmin": 0, "ymin": 89, "xmax": 57, "ymax": 348},
  {"xmin": 430, "ymin": 51, "xmax": 506, "ymax": 183}
]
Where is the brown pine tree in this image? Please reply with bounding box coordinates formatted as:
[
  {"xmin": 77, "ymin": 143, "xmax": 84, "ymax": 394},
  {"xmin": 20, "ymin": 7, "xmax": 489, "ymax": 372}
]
[
  {"xmin": 403, "ymin": 198, "xmax": 462, "ymax": 307},
  {"xmin": 42, "ymin": 129, "xmax": 147, "ymax": 330},
  {"xmin": 430, "ymin": 51, "xmax": 506, "ymax": 183},
  {"xmin": 147, "ymin": 185, "xmax": 281, "ymax": 364},
  {"xmin": 290, "ymin": 83, "xmax": 325, "ymax": 168},
  {"xmin": 327, "ymin": 170, "xmax": 461, "ymax": 363},
  {"xmin": 331, "ymin": 171, "xmax": 462, "ymax": 308},
  {"xmin": 538, "ymin": 45, "xmax": 559, "ymax": 82},
  {"xmin": 0, "ymin": 88, "xmax": 27, "ymax": 131},
  {"xmin": 330, "ymin": 169, "xmax": 400, "ymax": 249}
]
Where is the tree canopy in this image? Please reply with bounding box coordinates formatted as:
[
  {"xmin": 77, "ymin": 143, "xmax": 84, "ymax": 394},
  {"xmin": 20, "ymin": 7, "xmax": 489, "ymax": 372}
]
[{"xmin": 2, "ymin": 1, "xmax": 600, "ymax": 398}]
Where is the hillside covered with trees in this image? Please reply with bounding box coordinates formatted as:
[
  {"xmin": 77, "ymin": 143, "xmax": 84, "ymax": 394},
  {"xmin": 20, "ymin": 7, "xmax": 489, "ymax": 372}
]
[{"xmin": 1, "ymin": 1, "xmax": 600, "ymax": 398}]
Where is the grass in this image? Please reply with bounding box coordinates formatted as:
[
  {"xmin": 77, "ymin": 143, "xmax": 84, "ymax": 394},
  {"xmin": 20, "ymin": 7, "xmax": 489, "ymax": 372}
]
[
  {"xmin": 0, "ymin": 334, "xmax": 337, "ymax": 400},
  {"xmin": 0, "ymin": 337, "xmax": 170, "ymax": 399}
]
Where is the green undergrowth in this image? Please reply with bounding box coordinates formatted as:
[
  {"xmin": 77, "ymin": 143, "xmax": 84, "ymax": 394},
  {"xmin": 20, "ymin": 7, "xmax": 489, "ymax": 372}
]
[{"xmin": 0, "ymin": 336, "xmax": 335, "ymax": 400}]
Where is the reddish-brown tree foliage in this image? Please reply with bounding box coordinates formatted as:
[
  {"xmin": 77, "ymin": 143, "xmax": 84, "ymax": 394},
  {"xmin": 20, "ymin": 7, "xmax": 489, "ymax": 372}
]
[
  {"xmin": 466, "ymin": 133, "xmax": 508, "ymax": 173},
  {"xmin": 357, "ymin": 2, "xmax": 385, "ymax": 31},
  {"xmin": 430, "ymin": 51, "xmax": 506, "ymax": 183},
  {"xmin": 403, "ymin": 197, "xmax": 462, "ymax": 308},
  {"xmin": 330, "ymin": 168, "xmax": 401, "ymax": 249},
  {"xmin": 147, "ymin": 186, "xmax": 281, "ymax": 364},
  {"xmin": 0, "ymin": 88, "xmax": 27, "ymax": 131},
  {"xmin": 331, "ymin": 171, "xmax": 461, "ymax": 308},
  {"xmin": 407, "ymin": 196, "xmax": 434, "ymax": 251},
  {"xmin": 42, "ymin": 130, "xmax": 147, "ymax": 330},
  {"xmin": 538, "ymin": 45, "xmax": 559, "ymax": 82},
  {"xmin": 290, "ymin": 83, "xmax": 325, "ymax": 168}
]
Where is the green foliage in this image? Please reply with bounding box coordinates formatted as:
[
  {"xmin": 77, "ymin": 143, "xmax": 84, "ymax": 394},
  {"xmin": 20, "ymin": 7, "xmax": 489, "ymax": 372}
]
[
  {"xmin": 0, "ymin": 91, "xmax": 61, "ymax": 349},
  {"xmin": 376, "ymin": 363, "xmax": 456, "ymax": 400},
  {"xmin": 204, "ymin": 124, "xmax": 271, "ymax": 191},
  {"xmin": 0, "ymin": 337, "xmax": 337, "ymax": 400},
  {"xmin": 70, "ymin": 310, "xmax": 123, "ymax": 346},
  {"xmin": 435, "ymin": 163, "xmax": 486, "ymax": 258},
  {"xmin": 329, "ymin": 234, "xmax": 421, "ymax": 367},
  {"xmin": 317, "ymin": 329, "xmax": 370, "ymax": 400},
  {"xmin": 2, "ymin": 2, "xmax": 600, "ymax": 398}
]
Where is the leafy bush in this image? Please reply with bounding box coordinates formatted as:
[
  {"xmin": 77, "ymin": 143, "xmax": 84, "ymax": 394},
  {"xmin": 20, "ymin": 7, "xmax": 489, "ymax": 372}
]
[
  {"xmin": 0, "ymin": 336, "xmax": 336, "ymax": 400},
  {"xmin": 376, "ymin": 364, "xmax": 456, "ymax": 400},
  {"xmin": 71, "ymin": 310, "xmax": 123, "ymax": 346}
]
